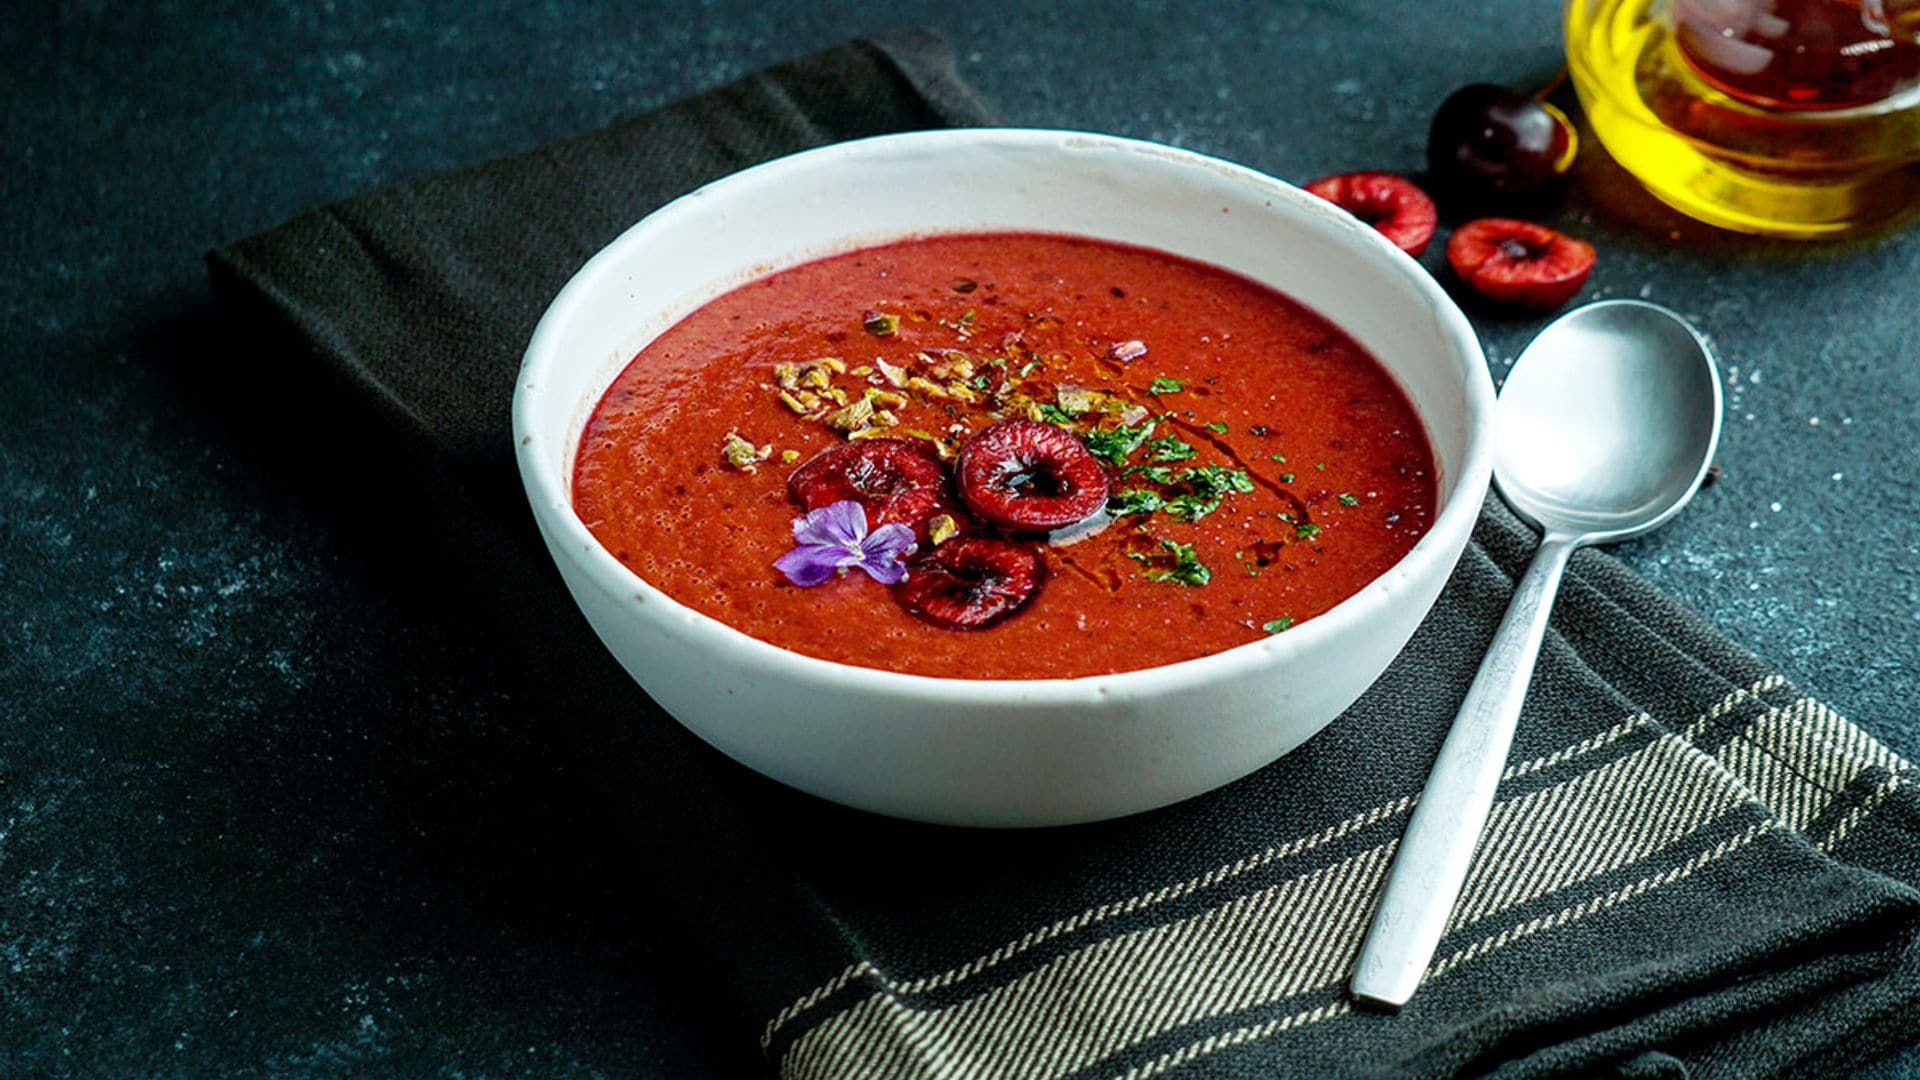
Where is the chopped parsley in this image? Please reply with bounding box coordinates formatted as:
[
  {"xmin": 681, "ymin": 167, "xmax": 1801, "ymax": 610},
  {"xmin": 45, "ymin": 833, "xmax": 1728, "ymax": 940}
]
[
  {"xmin": 1106, "ymin": 488, "xmax": 1165, "ymax": 517},
  {"xmin": 1203, "ymin": 420, "xmax": 1229, "ymax": 434},
  {"xmin": 1143, "ymin": 434, "xmax": 1196, "ymax": 462},
  {"xmin": 1163, "ymin": 466, "xmax": 1254, "ymax": 523},
  {"xmin": 1280, "ymin": 472, "xmax": 1295, "ymax": 483},
  {"xmin": 1314, "ymin": 462, "xmax": 1326, "ymax": 471},
  {"xmin": 1295, "ymin": 522, "xmax": 1323, "ymax": 541},
  {"xmin": 1262, "ymin": 617, "xmax": 1293, "ymax": 633},
  {"xmin": 1148, "ymin": 376, "xmax": 1185, "ymax": 395},
  {"xmin": 1017, "ymin": 360, "xmax": 1040, "ymax": 377},
  {"xmin": 1130, "ymin": 538, "xmax": 1210, "ymax": 587},
  {"xmin": 1268, "ymin": 452, "xmax": 1287, "ymax": 463},
  {"xmin": 971, "ymin": 374, "xmax": 991, "ymax": 391},
  {"xmin": 1123, "ymin": 464, "xmax": 1179, "ymax": 484},
  {"xmin": 1034, "ymin": 403, "xmax": 1076, "ymax": 426},
  {"xmin": 1338, "ymin": 492, "xmax": 1359, "ymax": 506},
  {"xmin": 1081, "ymin": 422, "xmax": 1156, "ymax": 468}
]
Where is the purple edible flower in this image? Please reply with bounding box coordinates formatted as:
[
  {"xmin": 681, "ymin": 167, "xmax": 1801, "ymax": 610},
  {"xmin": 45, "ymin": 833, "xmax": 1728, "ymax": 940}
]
[{"xmin": 774, "ymin": 500, "xmax": 917, "ymax": 587}]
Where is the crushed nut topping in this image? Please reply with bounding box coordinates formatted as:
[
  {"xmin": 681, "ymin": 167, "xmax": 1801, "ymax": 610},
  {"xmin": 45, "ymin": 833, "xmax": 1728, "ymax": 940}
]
[
  {"xmin": 823, "ymin": 396, "xmax": 875, "ymax": 432},
  {"xmin": 1056, "ymin": 385, "xmax": 1100, "ymax": 416},
  {"xmin": 721, "ymin": 431, "xmax": 771, "ymax": 472}
]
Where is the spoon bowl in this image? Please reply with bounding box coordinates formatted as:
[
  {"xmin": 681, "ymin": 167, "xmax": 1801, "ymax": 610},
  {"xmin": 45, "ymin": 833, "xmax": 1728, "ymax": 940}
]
[
  {"xmin": 1496, "ymin": 301, "xmax": 1722, "ymax": 541},
  {"xmin": 1351, "ymin": 299, "xmax": 1722, "ymax": 1008}
]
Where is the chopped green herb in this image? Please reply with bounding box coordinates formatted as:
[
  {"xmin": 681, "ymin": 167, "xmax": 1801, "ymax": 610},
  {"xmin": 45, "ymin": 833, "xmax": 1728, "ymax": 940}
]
[
  {"xmin": 1295, "ymin": 522, "xmax": 1323, "ymax": 541},
  {"xmin": 1185, "ymin": 465, "xmax": 1256, "ymax": 494},
  {"xmin": 1314, "ymin": 462, "xmax": 1327, "ymax": 471},
  {"xmin": 1268, "ymin": 452, "xmax": 1287, "ymax": 463},
  {"xmin": 1280, "ymin": 472, "xmax": 1295, "ymax": 483},
  {"xmin": 987, "ymin": 356, "xmax": 1008, "ymax": 366},
  {"xmin": 970, "ymin": 375, "xmax": 991, "ymax": 391},
  {"xmin": 1130, "ymin": 538, "xmax": 1210, "ymax": 587},
  {"xmin": 1148, "ymin": 376, "xmax": 1185, "ymax": 395},
  {"xmin": 862, "ymin": 310, "xmax": 899, "ymax": 336},
  {"xmin": 1262, "ymin": 617, "xmax": 1293, "ymax": 633},
  {"xmin": 1143, "ymin": 434, "xmax": 1196, "ymax": 462},
  {"xmin": 1017, "ymin": 361, "xmax": 1040, "ymax": 378},
  {"xmin": 1123, "ymin": 464, "xmax": 1179, "ymax": 485},
  {"xmin": 1338, "ymin": 492, "xmax": 1359, "ymax": 506},
  {"xmin": 1203, "ymin": 420, "xmax": 1229, "ymax": 434},
  {"xmin": 1081, "ymin": 422, "xmax": 1156, "ymax": 468},
  {"xmin": 1034, "ymin": 403, "xmax": 1076, "ymax": 426},
  {"xmin": 1106, "ymin": 488, "xmax": 1165, "ymax": 517},
  {"xmin": 1162, "ymin": 466, "xmax": 1255, "ymax": 523}
]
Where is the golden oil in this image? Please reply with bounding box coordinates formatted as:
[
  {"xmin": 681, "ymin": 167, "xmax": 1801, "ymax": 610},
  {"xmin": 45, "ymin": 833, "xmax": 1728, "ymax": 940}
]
[{"xmin": 1565, "ymin": 0, "xmax": 1920, "ymax": 237}]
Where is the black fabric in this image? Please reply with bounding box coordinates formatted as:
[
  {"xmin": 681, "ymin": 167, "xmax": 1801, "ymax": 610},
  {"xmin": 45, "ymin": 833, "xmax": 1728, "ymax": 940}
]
[{"xmin": 207, "ymin": 30, "xmax": 1920, "ymax": 1078}]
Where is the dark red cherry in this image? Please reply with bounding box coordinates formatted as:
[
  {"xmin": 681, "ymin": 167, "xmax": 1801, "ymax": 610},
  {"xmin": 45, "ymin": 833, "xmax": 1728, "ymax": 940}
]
[
  {"xmin": 1427, "ymin": 83, "xmax": 1577, "ymax": 198},
  {"xmin": 955, "ymin": 420, "xmax": 1111, "ymax": 532},
  {"xmin": 786, "ymin": 439, "xmax": 954, "ymax": 536},
  {"xmin": 1303, "ymin": 172, "xmax": 1438, "ymax": 256},
  {"xmin": 893, "ymin": 538, "xmax": 1044, "ymax": 630},
  {"xmin": 1447, "ymin": 218, "xmax": 1595, "ymax": 310}
]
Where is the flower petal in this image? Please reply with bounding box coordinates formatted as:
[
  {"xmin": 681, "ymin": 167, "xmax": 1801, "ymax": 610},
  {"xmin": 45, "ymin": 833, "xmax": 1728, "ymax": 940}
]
[
  {"xmin": 854, "ymin": 522, "xmax": 917, "ymax": 584},
  {"xmin": 792, "ymin": 500, "xmax": 868, "ymax": 547},
  {"xmin": 774, "ymin": 543, "xmax": 846, "ymax": 587}
]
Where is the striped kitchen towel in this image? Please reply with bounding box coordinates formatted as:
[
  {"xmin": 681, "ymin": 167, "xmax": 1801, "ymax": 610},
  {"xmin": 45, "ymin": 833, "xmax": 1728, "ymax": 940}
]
[{"xmin": 208, "ymin": 29, "xmax": 1920, "ymax": 1077}]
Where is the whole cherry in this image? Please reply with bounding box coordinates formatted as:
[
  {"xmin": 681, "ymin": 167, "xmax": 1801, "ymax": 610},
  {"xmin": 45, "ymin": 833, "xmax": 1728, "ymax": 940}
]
[{"xmin": 1427, "ymin": 83, "xmax": 1578, "ymax": 199}]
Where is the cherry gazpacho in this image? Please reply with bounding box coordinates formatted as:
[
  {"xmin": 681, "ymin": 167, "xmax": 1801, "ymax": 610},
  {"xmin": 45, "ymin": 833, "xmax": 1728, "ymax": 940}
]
[{"xmin": 572, "ymin": 232, "xmax": 1436, "ymax": 680}]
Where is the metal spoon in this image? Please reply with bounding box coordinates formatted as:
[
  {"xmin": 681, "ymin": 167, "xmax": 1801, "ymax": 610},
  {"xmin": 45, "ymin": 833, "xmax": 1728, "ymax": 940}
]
[{"xmin": 1349, "ymin": 299, "xmax": 1722, "ymax": 1009}]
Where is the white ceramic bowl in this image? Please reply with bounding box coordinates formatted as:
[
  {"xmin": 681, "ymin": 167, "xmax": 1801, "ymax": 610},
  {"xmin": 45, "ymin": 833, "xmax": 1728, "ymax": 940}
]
[{"xmin": 514, "ymin": 129, "xmax": 1493, "ymax": 827}]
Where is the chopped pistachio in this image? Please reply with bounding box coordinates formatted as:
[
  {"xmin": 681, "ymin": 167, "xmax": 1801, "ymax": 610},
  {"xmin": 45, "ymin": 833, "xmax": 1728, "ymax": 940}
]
[
  {"xmin": 931, "ymin": 355, "xmax": 976, "ymax": 381},
  {"xmin": 875, "ymin": 358, "xmax": 909, "ymax": 387},
  {"xmin": 823, "ymin": 396, "xmax": 875, "ymax": 432},
  {"xmin": 907, "ymin": 376, "xmax": 951, "ymax": 399},
  {"xmin": 772, "ymin": 362, "xmax": 803, "ymax": 389},
  {"xmin": 864, "ymin": 387, "xmax": 909, "ymax": 410},
  {"xmin": 780, "ymin": 449, "xmax": 800, "ymax": 463},
  {"xmin": 852, "ymin": 365, "xmax": 873, "ymax": 377},
  {"xmin": 721, "ymin": 432, "xmax": 770, "ymax": 472},
  {"xmin": 928, "ymin": 514, "xmax": 959, "ymax": 545},
  {"xmin": 1057, "ymin": 385, "xmax": 1100, "ymax": 416},
  {"xmin": 862, "ymin": 310, "xmax": 900, "ymax": 336},
  {"xmin": 871, "ymin": 409, "xmax": 900, "ymax": 427},
  {"xmin": 826, "ymin": 386, "xmax": 849, "ymax": 406},
  {"xmin": 801, "ymin": 365, "xmax": 833, "ymax": 391},
  {"xmin": 945, "ymin": 381, "xmax": 980, "ymax": 403},
  {"xmin": 815, "ymin": 357, "xmax": 847, "ymax": 374},
  {"xmin": 778, "ymin": 390, "xmax": 812, "ymax": 415}
]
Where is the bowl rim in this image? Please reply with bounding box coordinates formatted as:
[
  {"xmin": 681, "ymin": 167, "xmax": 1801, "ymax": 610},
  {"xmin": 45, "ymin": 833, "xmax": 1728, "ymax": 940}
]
[{"xmin": 513, "ymin": 127, "xmax": 1494, "ymax": 704}]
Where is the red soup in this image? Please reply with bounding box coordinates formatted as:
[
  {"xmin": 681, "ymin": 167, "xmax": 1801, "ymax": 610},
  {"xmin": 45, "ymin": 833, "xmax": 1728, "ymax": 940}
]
[{"xmin": 573, "ymin": 232, "xmax": 1435, "ymax": 680}]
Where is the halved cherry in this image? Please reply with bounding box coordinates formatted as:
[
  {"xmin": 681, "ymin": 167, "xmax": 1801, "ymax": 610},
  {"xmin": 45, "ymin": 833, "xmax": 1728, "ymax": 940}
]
[
  {"xmin": 955, "ymin": 420, "xmax": 1111, "ymax": 531},
  {"xmin": 1303, "ymin": 172, "xmax": 1439, "ymax": 256},
  {"xmin": 1446, "ymin": 218, "xmax": 1595, "ymax": 310},
  {"xmin": 893, "ymin": 537, "xmax": 1044, "ymax": 630},
  {"xmin": 786, "ymin": 439, "xmax": 952, "ymax": 534}
]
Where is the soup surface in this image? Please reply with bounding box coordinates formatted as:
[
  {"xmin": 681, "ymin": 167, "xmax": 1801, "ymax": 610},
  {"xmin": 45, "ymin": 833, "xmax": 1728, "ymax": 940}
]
[{"xmin": 573, "ymin": 232, "xmax": 1435, "ymax": 679}]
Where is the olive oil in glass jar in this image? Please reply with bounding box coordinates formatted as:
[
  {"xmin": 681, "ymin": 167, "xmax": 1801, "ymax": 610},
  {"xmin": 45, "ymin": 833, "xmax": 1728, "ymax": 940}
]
[{"xmin": 1566, "ymin": 0, "xmax": 1920, "ymax": 236}]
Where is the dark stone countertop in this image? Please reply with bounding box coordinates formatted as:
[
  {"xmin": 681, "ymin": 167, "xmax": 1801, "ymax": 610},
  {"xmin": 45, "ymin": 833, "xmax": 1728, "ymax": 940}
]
[{"xmin": 4, "ymin": 1, "xmax": 1914, "ymax": 1074}]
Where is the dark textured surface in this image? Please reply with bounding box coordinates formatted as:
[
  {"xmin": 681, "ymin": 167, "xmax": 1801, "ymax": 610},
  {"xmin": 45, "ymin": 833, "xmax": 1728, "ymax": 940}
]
[{"xmin": 3, "ymin": 1, "xmax": 1914, "ymax": 1075}]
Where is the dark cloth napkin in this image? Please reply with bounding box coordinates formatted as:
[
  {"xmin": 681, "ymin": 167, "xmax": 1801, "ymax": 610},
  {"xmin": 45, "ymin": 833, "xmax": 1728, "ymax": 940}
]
[{"xmin": 208, "ymin": 30, "xmax": 1920, "ymax": 1079}]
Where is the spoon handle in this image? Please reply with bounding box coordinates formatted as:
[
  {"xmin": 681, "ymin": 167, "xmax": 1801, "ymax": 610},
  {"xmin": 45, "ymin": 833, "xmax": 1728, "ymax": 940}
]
[{"xmin": 1350, "ymin": 534, "xmax": 1578, "ymax": 1009}]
